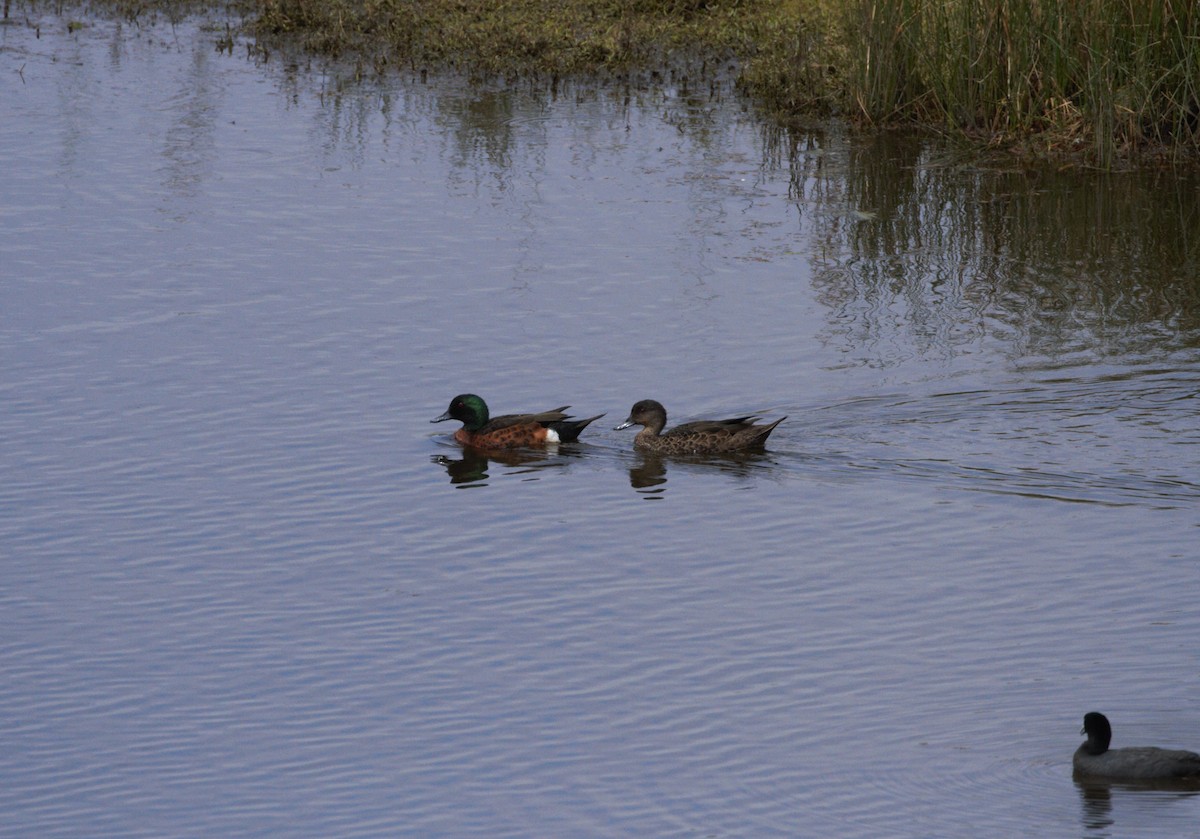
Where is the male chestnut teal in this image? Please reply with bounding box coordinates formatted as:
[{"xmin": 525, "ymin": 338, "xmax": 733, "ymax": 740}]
[
  {"xmin": 432, "ymin": 394, "xmax": 602, "ymax": 449},
  {"xmin": 614, "ymin": 399, "xmax": 784, "ymax": 454},
  {"xmin": 1074, "ymin": 712, "xmax": 1200, "ymax": 780}
]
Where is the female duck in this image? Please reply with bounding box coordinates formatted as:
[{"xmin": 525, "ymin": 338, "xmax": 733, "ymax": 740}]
[
  {"xmin": 432, "ymin": 393, "xmax": 602, "ymax": 449},
  {"xmin": 614, "ymin": 399, "xmax": 784, "ymax": 455},
  {"xmin": 1074, "ymin": 712, "xmax": 1200, "ymax": 780}
]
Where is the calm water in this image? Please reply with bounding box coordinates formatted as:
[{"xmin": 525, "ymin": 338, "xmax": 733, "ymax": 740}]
[{"xmin": 3, "ymin": 7, "xmax": 1200, "ymax": 837}]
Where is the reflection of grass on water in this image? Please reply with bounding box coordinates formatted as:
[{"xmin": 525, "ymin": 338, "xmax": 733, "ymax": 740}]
[
  {"xmin": 781, "ymin": 130, "xmax": 1200, "ymax": 360},
  {"xmin": 38, "ymin": 0, "xmax": 1200, "ymax": 167},
  {"xmin": 247, "ymin": 0, "xmax": 1200, "ymax": 168}
]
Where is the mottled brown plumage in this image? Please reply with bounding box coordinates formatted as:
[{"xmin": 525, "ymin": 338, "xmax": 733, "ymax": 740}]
[{"xmin": 614, "ymin": 399, "xmax": 784, "ymax": 454}]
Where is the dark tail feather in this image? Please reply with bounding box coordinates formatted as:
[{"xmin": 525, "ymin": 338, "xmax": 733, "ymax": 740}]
[
  {"xmin": 552, "ymin": 414, "xmax": 604, "ymax": 443},
  {"xmin": 754, "ymin": 416, "xmax": 786, "ymax": 445}
]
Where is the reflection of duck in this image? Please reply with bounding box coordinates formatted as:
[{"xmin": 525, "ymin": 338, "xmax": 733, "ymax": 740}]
[
  {"xmin": 615, "ymin": 399, "xmax": 785, "ymax": 454},
  {"xmin": 432, "ymin": 394, "xmax": 602, "ymax": 449},
  {"xmin": 625, "ymin": 449, "xmax": 778, "ymax": 495},
  {"xmin": 627, "ymin": 453, "xmax": 668, "ymax": 491},
  {"xmin": 432, "ymin": 445, "xmax": 554, "ymax": 486},
  {"xmin": 1074, "ymin": 712, "xmax": 1200, "ymax": 780},
  {"xmin": 1075, "ymin": 777, "xmax": 1116, "ymax": 833}
]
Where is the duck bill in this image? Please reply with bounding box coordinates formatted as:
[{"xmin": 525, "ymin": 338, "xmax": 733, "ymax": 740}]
[
  {"xmin": 431, "ymin": 411, "xmax": 453, "ymax": 423},
  {"xmin": 614, "ymin": 419, "xmax": 635, "ymax": 430}
]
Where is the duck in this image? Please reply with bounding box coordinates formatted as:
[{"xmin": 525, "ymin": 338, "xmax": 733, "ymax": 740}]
[
  {"xmin": 1073, "ymin": 712, "xmax": 1200, "ymax": 780},
  {"xmin": 614, "ymin": 399, "xmax": 785, "ymax": 454},
  {"xmin": 432, "ymin": 393, "xmax": 602, "ymax": 449}
]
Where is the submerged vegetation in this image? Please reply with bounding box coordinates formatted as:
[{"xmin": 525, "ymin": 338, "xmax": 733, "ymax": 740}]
[{"xmin": 24, "ymin": 0, "xmax": 1200, "ymax": 166}]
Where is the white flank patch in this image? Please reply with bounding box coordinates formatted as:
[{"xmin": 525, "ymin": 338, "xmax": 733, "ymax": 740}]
[{"xmin": 544, "ymin": 428, "xmax": 561, "ymax": 443}]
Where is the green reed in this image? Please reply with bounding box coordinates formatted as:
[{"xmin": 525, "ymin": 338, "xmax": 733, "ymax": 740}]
[{"xmin": 843, "ymin": 0, "xmax": 1200, "ymax": 165}]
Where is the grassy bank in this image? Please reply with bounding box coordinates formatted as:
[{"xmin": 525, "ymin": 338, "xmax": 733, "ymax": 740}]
[
  {"xmin": 251, "ymin": 0, "xmax": 826, "ymax": 92},
  {"xmin": 250, "ymin": 0, "xmax": 1200, "ymax": 167},
  {"xmin": 33, "ymin": 0, "xmax": 1198, "ymax": 166}
]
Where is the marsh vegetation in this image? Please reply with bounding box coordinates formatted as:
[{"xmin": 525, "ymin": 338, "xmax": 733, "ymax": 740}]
[
  {"xmin": 20, "ymin": 0, "xmax": 1200, "ymax": 166},
  {"xmin": 246, "ymin": 0, "xmax": 1200, "ymax": 167}
]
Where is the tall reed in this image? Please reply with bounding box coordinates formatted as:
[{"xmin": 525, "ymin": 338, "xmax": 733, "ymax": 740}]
[{"xmin": 847, "ymin": 0, "xmax": 1200, "ymax": 165}]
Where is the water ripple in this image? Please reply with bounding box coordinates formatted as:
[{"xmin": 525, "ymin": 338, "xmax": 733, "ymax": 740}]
[{"xmin": 3, "ymin": 11, "xmax": 1200, "ymax": 839}]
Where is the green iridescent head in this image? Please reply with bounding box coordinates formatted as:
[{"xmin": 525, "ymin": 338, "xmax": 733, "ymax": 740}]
[{"xmin": 432, "ymin": 394, "xmax": 490, "ymax": 431}]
